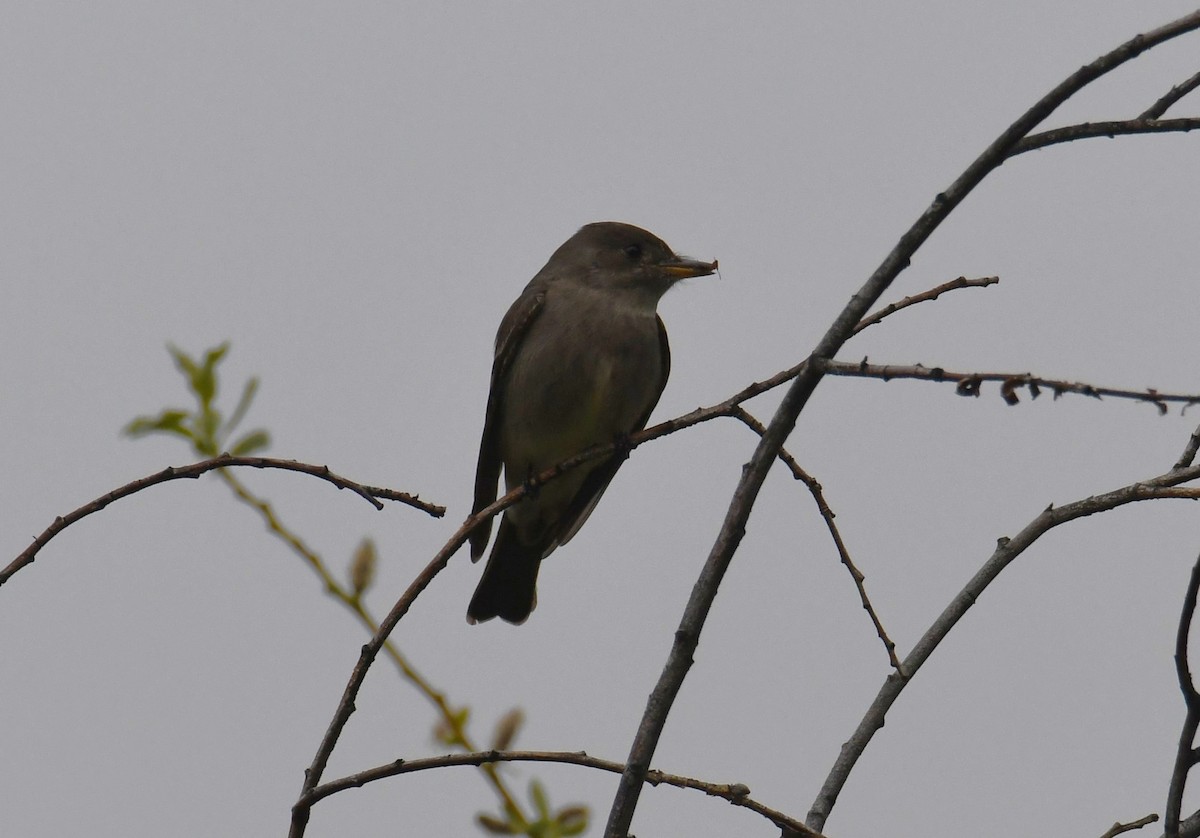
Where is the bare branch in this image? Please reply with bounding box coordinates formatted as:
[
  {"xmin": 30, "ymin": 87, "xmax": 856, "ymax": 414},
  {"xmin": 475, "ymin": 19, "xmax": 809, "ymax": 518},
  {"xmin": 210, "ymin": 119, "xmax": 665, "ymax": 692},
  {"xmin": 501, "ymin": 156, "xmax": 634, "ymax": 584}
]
[
  {"xmin": 287, "ymin": 378, "xmax": 831, "ymax": 835},
  {"xmin": 730, "ymin": 407, "xmax": 902, "ymax": 672},
  {"xmin": 1, "ymin": 455, "xmax": 441, "ymax": 588},
  {"xmin": 1165, "ymin": 552, "xmax": 1200, "ymax": 836},
  {"xmin": 1141, "ymin": 70, "xmax": 1200, "ymax": 119},
  {"xmin": 1172, "ymin": 809, "xmax": 1200, "ymax": 837},
  {"xmin": 289, "ymin": 355, "xmax": 1200, "ymax": 835},
  {"xmin": 852, "ymin": 276, "xmax": 999, "ymax": 336},
  {"xmin": 1174, "ymin": 425, "xmax": 1200, "ymax": 471},
  {"xmin": 298, "ymin": 749, "xmax": 822, "ymax": 837},
  {"xmin": 807, "ymin": 465, "xmax": 1200, "ymax": 831},
  {"xmin": 288, "ymin": 484, "xmax": 524, "ymax": 837},
  {"xmin": 1013, "ymin": 117, "xmax": 1200, "ymax": 155},
  {"xmin": 825, "ymin": 361, "xmax": 1200, "ymax": 413},
  {"xmin": 609, "ymin": 14, "xmax": 1200, "ymax": 836},
  {"xmin": 1099, "ymin": 813, "xmax": 1159, "ymax": 838}
]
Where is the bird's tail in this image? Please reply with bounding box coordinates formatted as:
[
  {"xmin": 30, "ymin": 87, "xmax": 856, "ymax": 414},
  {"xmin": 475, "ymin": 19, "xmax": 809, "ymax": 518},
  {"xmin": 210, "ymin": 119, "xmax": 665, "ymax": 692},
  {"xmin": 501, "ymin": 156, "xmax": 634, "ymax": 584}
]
[{"xmin": 466, "ymin": 517, "xmax": 542, "ymax": 624}]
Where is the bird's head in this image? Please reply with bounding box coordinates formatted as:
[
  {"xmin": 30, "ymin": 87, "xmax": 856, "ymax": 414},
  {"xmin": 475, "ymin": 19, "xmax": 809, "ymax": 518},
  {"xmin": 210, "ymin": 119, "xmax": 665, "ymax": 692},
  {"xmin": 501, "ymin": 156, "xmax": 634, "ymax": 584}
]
[{"xmin": 550, "ymin": 221, "xmax": 717, "ymax": 302}]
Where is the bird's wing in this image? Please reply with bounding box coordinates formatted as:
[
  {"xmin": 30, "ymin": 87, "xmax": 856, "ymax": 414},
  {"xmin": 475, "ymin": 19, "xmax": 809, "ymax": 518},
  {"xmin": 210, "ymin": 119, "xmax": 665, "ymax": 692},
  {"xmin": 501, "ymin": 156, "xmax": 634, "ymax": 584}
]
[
  {"xmin": 469, "ymin": 287, "xmax": 546, "ymax": 560},
  {"xmin": 554, "ymin": 315, "xmax": 672, "ymax": 551}
]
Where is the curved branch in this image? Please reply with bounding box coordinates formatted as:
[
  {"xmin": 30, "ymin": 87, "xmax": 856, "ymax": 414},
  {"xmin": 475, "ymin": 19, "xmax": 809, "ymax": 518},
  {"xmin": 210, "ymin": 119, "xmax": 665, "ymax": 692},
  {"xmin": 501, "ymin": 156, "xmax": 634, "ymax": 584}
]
[
  {"xmin": 1013, "ymin": 117, "xmax": 1200, "ymax": 155},
  {"xmin": 1165, "ymin": 552, "xmax": 1200, "ymax": 836},
  {"xmin": 806, "ymin": 466, "xmax": 1200, "ymax": 830},
  {"xmin": 299, "ymin": 749, "xmax": 822, "ymax": 837},
  {"xmin": 607, "ymin": 11, "xmax": 1200, "ymax": 838},
  {"xmin": 1, "ymin": 455, "xmax": 442, "ymax": 587},
  {"xmin": 852, "ymin": 276, "xmax": 999, "ymax": 335}
]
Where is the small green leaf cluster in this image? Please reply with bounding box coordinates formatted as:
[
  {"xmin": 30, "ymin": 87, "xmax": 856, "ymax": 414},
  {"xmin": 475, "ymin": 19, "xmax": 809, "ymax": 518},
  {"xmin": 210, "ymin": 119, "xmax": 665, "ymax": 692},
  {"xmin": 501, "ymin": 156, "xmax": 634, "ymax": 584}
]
[{"xmin": 125, "ymin": 342, "xmax": 269, "ymax": 458}]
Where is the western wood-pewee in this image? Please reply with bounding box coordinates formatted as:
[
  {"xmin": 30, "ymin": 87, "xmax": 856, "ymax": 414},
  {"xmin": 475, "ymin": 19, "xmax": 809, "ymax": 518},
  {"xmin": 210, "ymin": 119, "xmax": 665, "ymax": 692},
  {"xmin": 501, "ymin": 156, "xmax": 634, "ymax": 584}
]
[{"xmin": 467, "ymin": 222, "xmax": 717, "ymax": 624}]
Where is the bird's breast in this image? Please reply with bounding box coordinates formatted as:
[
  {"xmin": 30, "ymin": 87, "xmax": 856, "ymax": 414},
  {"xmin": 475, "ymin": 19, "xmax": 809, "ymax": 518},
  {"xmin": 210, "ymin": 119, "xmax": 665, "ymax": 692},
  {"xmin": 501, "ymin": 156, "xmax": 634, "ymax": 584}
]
[{"xmin": 499, "ymin": 301, "xmax": 664, "ymax": 471}]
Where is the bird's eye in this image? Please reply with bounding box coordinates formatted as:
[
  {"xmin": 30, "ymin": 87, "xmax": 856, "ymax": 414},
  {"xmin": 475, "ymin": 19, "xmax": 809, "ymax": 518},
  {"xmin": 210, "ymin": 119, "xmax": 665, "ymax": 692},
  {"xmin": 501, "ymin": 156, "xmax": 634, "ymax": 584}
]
[{"xmin": 622, "ymin": 243, "xmax": 642, "ymax": 261}]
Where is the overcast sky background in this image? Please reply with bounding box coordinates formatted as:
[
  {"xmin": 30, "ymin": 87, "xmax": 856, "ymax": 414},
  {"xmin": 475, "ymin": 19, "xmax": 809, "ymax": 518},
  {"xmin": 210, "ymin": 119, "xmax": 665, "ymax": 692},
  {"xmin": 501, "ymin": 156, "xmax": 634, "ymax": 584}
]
[{"xmin": 3, "ymin": 3, "xmax": 1200, "ymax": 836}]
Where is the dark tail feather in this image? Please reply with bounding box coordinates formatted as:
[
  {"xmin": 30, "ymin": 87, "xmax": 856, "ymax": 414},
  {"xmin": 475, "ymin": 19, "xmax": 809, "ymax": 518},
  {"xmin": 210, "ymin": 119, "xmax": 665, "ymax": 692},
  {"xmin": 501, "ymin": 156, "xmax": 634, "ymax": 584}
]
[{"xmin": 467, "ymin": 518, "xmax": 541, "ymax": 625}]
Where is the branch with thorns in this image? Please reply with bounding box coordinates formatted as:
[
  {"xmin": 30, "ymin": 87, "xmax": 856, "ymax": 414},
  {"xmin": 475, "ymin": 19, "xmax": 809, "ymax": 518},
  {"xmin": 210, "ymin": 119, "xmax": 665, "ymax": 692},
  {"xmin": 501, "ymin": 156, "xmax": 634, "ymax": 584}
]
[
  {"xmin": 296, "ymin": 749, "xmax": 822, "ymax": 838},
  {"xmin": 729, "ymin": 406, "xmax": 902, "ymax": 672},
  {"xmin": 824, "ymin": 361, "xmax": 1200, "ymax": 413},
  {"xmin": 807, "ymin": 457, "xmax": 1200, "ymax": 830},
  {"xmin": 1, "ymin": 455, "xmax": 442, "ymax": 587}
]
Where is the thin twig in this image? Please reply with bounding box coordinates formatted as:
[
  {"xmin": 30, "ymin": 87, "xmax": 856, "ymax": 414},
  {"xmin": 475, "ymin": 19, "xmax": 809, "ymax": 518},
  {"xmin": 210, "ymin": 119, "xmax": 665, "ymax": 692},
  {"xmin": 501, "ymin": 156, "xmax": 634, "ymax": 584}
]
[
  {"xmin": 730, "ymin": 407, "xmax": 902, "ymax": 672},
  {"xmin": 299, "ymin": 749, "xmax": 821, "ymax": 837},
  {"xmin": 216, "ymin": 470, "xmax": 527, "ymax": 827},
  {"xmin": 608, "ymin": 13, "xmax": 1200, "ymax": 837},
  {"xmin": 1174, "ymin": 424, "xmax": 1200, "ymax": 471},
  {"xmin": 1140, "ymin": 70, "xmax": 1200, "ymax": 119},
  {"xmin": 852, "ymin": 276, "xmax": 999, "ymax": 336},
  {"xmin": 289, "ymin": 458, "xmax": 601, "ymax": 836},
  {"xmin": 1165, "ymin": 552, "xmax": 1200, "ymax": 836},
  {"xmin": 806, "ymin": 465, "xmax": 1200, "ymax": 831},
  {"xmin": 1099, "ymin": 813, "xmax": 1159, "ymax": 838},
  {"xmin": 1, "ymin": 455, "xmax": 441, "ymax": 587},
  {"xmin": 1013, "ymin": 117, "xmax": 1200, "ymax": 155},
  {"xmin": 824, "ymin": 361, "xmax": 1200, "ymax": 413}
]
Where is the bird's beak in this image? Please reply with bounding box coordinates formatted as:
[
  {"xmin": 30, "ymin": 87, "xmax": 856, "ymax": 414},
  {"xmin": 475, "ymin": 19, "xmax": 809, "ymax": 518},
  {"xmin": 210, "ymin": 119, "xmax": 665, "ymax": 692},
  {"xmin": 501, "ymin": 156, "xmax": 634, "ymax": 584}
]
[{"xmin": 660, "ymin": 256, "xmax": 719, "ymax": 279}]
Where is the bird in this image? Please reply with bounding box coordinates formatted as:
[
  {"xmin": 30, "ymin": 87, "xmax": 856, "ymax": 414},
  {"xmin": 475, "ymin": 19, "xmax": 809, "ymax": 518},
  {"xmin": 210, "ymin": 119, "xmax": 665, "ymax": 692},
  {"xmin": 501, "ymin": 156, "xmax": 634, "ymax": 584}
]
[{"xmin": 467, "ymin": 221, "xmax": 717, "ymax": 624}]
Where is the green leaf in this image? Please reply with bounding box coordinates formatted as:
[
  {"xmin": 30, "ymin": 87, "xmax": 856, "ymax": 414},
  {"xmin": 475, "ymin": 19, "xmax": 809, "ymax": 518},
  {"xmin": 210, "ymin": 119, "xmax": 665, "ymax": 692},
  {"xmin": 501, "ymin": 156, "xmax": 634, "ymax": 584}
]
[
  {"xmin": 129, "ymin": 342, "xmax": 266, "ymax": 461},
  {"xmin": 529, "ymin": 780, "xmax": 551, "ymax": 819},
  {"xmin": 348, "ymin": 537, "xmax": 376, "ymax": 596},
  {"xmin": 124, "ymin": 410, "xmax": 194, "ymax": 440},
  {"xmin": 432, "ymin": 705, "xmax": 471, "ymax": 747},
  {"xmin": 491, "ymin": 707, "xmax": 524, "ymax": 751},
  {"xmin": 168, "ymin": 344, "xmax": 198, "ymax": 382},
  {"xmin": 555, "ymin": 807, "xmax": 588, "ymax": 837},
  {"xmin": 228, "ymin": 429, "xmax": 270, "ymax": 456},
  {"xmin": 224, "ymin": 376, "xmax": 260, "ymax": 441},
  {"xmin": 476, "ymin": 813, "xmax": 518, "ymax": 835},
  {"xmin": 193, "ymin": 342, "xmax": 229, "ymax": 405}
]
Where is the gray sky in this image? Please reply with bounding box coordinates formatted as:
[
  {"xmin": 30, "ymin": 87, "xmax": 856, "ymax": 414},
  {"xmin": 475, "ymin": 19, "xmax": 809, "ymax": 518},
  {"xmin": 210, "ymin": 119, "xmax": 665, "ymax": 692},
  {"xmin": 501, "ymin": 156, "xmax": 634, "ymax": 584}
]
[{"xmin": 3, "ymin": 3, "xmax": 1199, "ymax": 836}]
